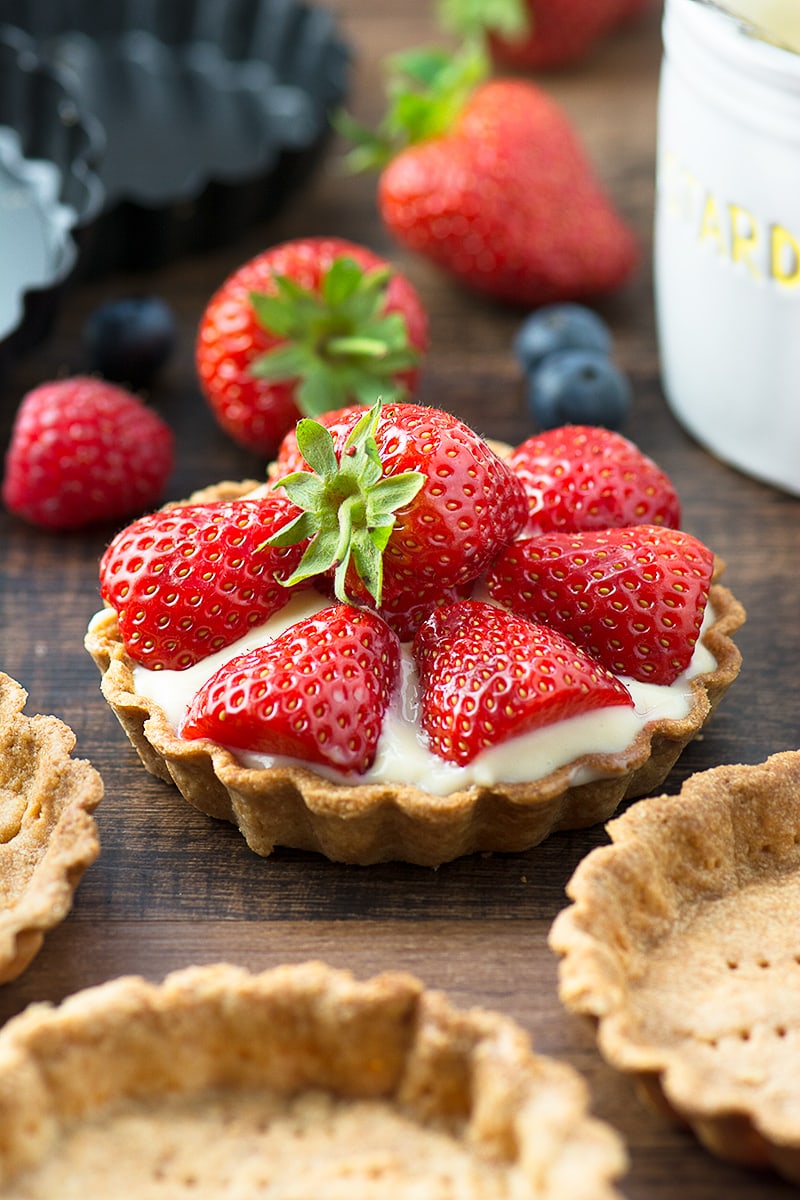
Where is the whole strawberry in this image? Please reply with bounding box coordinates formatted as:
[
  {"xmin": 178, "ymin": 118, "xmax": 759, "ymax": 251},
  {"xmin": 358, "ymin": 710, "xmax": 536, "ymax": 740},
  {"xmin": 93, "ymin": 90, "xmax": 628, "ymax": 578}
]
[
  {"xmin": 507, "ymin": 425, "xmax": 681, "ymax": 537},
  {"xmin": 99, "ymin": 495, "xmax": 306, "ymax": 671},
  {"xmin": 341, "ymin": 49, "xmax": 638, "ymax": 306},
  {"xmin": 486, "ymin": 525, "xmax": 714, "ymax": 685},
  {"xmin": 2, "ymin": 376, "xmax": 174, "ymax": 531},
  {"xmin": 180, "ymin": 604, "xmax": 401, "ymax": 775},
  {"xmin": 270, "ymin": 403, "xmax": 366, "ymax": 479},
  {"xmin": 269, "ymin": 399, "xmax": 528, "ymax": 608},
  {"xmin": 196, "ymin": 237, "xmax": 429, "ymax": 457},
  {"xmin": 440, "ymin": 0, "xmax": 650, "ymax": 72},
  {"xmin": 413, "ymin": 599, "xmax": 633, "ymax": 765}
]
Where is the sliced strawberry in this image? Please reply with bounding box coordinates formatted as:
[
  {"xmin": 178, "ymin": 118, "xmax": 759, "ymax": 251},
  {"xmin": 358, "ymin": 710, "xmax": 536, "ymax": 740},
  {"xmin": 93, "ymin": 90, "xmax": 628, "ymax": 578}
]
[
  {"xmin": 99, "ymin": 495, "xmax": 306, "ymax": 671},
  {"xmin": 506, "ymin": 425, "xmax": 681, "ymax": 537},
  {"xmin": 268, "ymin": 399, "xmax": 528, "ymax": 607},
  {"xmin": 180, "ymin": 605, "xmax": 401, "ymax": 775},
  {"xmin": 311, "ymin": 573, "xmax": 475, "ymax": 642},
  {"xmin": 485, "ymin": 525, "xmax": 714, "ymax": 685},
  {"xmin": 413, "ymin": 599, "xmax": 633, "ymax": 765}
]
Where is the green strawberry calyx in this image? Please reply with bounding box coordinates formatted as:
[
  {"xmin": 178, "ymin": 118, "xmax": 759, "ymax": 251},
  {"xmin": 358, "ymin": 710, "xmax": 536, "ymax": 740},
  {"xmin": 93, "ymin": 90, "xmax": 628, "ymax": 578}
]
[
  {"xmin": 437, "ymin": 0, "xmax": 531, "ymax": 45},
  {"xmin": 336, "ymin": 40, "xmax": 489, "ymax": 172},
  {"xmin": 265, "ymin": 400, "xmax": 424, "ymax": 607},
  {"xmin": 248, "ymin": 256, "xmax": 420, "ymax": 417}
]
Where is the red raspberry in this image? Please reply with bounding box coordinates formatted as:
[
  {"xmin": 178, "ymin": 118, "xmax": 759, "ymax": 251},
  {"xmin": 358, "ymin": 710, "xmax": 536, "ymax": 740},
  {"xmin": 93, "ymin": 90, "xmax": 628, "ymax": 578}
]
[{"xmin": 2, "ymin": 376, "xmax": 174, "ymax": 530}]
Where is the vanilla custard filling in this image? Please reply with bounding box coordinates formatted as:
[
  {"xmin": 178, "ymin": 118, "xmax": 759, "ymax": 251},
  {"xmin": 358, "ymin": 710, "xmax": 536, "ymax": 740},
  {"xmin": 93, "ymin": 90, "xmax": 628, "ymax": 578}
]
[{"xmin": 119, "ymin": 591, "xmax": 717, "ymax": 796}]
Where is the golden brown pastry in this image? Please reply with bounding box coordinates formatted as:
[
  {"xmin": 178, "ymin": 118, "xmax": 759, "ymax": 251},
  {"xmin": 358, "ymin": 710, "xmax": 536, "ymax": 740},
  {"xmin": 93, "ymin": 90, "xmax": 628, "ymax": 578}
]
[
  {"xmin": 0, "ymin": 960, "xmax": 626, "ymax": 1198},
  {"xmin": 0, "ymin": 672, "xmax": 102, "ymax": 982},
  {"xmin": 550, "ymin": 751, "xmax": 800, "ymax": 1183}
]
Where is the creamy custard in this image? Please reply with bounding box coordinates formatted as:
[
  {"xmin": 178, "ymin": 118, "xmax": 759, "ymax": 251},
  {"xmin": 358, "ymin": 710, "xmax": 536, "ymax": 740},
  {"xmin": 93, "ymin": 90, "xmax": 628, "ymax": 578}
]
[{"xmin": 113, "ymin": 592, "xmax": 717, "ymax": 797}]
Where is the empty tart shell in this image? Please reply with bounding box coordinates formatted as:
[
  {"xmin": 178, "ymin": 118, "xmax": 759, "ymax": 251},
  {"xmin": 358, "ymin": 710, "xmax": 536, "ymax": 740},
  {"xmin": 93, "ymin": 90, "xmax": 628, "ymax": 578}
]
[
  {"xmin": 0, "ymin": 673, "xmax": 102, "ymax": 983},
  {"xmin": 0, "ymin": 960, "xmax": 626, "ymax": 1198},
  {"xmin": 85, "ymin": 480, "xmax": 745, "ymax": 868},
  {"xmin": 549, "ymin": 751, "xmax": 800, "ymax": 1184}
]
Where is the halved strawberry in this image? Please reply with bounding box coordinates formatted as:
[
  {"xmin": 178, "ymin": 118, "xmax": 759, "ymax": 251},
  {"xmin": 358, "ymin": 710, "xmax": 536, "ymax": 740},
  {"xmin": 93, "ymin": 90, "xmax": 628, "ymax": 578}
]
[
  {"xmin": 506, "ymin": 425, "xmax": 681, "ymax": 537},
  {"xmin": 269, "ymin": 399, "xmax": 528, "ymax": 607},
  {"xmin": 311, "ymin": 573, "xmax": 476, "ymax": 642},
  {"xmin": 99, "ymin": 495, "xmax": 306, "ymax": 671},
  {"xmin": 413, "ymin": 599, "xmax": 633, "ymax": 765},
  {"xmin": 180, "ymin": 605, "xmax": 401, "ymax": 775},
  {"xmin": 485, "ymin": 525, "xmax": 714, "ymax": 685}
]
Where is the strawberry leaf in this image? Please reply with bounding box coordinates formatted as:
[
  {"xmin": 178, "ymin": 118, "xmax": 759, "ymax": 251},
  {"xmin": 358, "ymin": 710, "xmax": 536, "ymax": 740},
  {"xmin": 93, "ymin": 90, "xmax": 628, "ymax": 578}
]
[
  {"xmin": 296, "ymin": 369, "xmax": 350, "ymax": 418},
  {"xmin": 245, "ymin": 257, "xmax": 421, "ymax": 416},
  {"xmin": 267, "ymin": 399, "xmax": 424, "ymax": 606},
  {"xmin": 337, "ymin": 40, "xmax": 489, "ymax": 169},
  {"xmin": 295, "ymin": 416, "xmax": 340, "ymax": 477},
  {"xmin": 322, "ymin": 257, "xmax": 387, "ymax": 307},
  {"xmin": 249, "ymin": 343, "xmax": 316, "ymax": 381},
  {"xmin": 437, "ymin": 0, "xmax": 530, "ymax": 42}
]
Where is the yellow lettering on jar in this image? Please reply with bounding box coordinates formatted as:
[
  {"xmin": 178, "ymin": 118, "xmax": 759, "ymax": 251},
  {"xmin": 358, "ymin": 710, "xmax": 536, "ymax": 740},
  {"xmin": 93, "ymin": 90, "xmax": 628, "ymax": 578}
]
[
  {"xmin": 660, "ymin": 150, "xmax": 702, "ymax": 225},
  {"xmin": 770, "ymin": 224, "xmax": 800, "ymax": 287},
  {"xmin": 699, "ymin": 193, "xmax": 727, "ymax": 257},
  {"xmin": 729, "ymin": 205, "xmax": 762, "ymax": 280}
]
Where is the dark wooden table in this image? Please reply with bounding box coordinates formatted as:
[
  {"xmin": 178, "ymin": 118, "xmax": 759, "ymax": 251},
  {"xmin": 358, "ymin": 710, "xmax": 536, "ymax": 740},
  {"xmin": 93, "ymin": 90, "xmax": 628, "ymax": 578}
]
[{"xmin": 1, "ymin": 3, "xmax": 798, "ymax": 1196}]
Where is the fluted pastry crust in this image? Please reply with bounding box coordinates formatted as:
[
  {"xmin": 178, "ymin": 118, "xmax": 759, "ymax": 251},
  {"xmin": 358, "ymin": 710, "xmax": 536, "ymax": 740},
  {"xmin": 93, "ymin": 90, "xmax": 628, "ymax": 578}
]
[
  {"xmin": 86, "ymin": 479, "xmax": 745, "ymax": 867},
  {"xmin": 0, "ymin": 960, "xmax": 626, "ymax": 1197},
  {"xmin": 0, "ymin": 673, "xmax": 102, "ymax": 982},
  {"xmin": 550, "ymin": 751, "xmax": 800, "ymax": 1184}
]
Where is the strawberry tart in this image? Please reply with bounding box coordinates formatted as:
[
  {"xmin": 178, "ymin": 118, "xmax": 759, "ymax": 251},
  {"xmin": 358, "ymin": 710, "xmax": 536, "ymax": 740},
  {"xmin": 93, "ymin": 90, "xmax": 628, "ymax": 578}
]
[{"xmin": 85, "ymin": 406, "xmax": 744, "ymax": 866}]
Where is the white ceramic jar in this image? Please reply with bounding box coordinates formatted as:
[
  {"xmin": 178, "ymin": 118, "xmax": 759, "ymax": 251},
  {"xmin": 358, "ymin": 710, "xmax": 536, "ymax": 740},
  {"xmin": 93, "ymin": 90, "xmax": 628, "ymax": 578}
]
[{"xmin": 655, "ymin": 0, "xmax": 800, "ymax": 494}]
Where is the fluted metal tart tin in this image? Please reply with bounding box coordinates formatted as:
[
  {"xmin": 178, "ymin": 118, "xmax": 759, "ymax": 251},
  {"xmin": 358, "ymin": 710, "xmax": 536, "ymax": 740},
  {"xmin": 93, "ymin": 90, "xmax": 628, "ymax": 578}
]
[
  {"xmin": 0, "ymin": 24, "xmax": 103, "ymax": 380},
  {"xmin": 0, "ymin": 0, "xmax": 351, "ymax": 276}
]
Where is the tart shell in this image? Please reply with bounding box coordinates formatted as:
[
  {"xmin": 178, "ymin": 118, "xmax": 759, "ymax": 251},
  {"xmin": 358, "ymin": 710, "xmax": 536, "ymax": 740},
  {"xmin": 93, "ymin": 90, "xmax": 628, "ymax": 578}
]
[
  {"xmin": 0, "ymin": 960, "xmax": 626, "ymax": 1197},
  {"xmin": 0, "ymin": 673, "xmax": 102, "ymax": 983},
  {"xmin": 549, "ymin": 751, "xmax": 800, "ymax": 1184},
  {"xmin": 85, "ymin": 480, "xmax": 745, "ymax": 867}
]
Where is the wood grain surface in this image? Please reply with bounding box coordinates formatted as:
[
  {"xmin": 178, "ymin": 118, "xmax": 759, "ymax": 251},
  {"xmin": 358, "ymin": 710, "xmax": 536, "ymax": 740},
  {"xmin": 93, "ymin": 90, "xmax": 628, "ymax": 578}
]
[{"xmin": 1, "ymin": 2, "xmax": 798, "ymax": 1196}]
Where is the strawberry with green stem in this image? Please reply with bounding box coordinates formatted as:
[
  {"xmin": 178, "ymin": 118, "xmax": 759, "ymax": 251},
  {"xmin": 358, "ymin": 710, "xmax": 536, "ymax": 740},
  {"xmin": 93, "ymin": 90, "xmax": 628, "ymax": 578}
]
[
  {"xmin": 338, "ymin": 42, "xmax": 638, "ymax": 306},
  {"xmin": 196, "ymin": 237, "xmax": 428, "ymax": 457},
  {"xmin": 268, "ymin": 398, "xmax": 528, "ymax": 610}
]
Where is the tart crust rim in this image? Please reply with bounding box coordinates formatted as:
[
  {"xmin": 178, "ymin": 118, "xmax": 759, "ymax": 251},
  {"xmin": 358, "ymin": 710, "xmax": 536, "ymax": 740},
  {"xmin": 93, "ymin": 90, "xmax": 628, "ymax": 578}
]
[
  {"xmin": 0, "ymin": 959, "xmax": 627, "ymax": 1197},
  {"xmin": 549, "ymin": 750, "xmax": 800, "ymax": 1182},
  {"xmin": 0, "ymin": 672, "xmax": 102, "ymax": 983},
  {"xmin": 85, "ymin": 480, "xmax": 745, "ymax": 866}
]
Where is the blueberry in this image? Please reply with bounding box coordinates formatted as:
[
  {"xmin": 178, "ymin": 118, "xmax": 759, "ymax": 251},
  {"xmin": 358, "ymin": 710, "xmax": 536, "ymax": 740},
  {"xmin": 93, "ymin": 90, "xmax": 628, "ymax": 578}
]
[
  {"xmin": 526, "ymin": 349, "xmax": 633, "ymax": 431},
  {"xmin": 83, "ymin": 296, "xmax": 177, "ymax": 389},
  {"xmin": 513, "ymin": 303, "xmax": 611, "ymax": 374}
]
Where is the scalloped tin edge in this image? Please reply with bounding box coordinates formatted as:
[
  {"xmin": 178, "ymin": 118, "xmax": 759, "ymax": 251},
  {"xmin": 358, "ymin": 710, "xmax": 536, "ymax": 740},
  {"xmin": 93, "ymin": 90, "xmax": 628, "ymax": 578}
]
[
  {"xmin": 0, "ymin": 24, "xmax": 104, "ymax": 381},
  {"xmin": 0, "ymin": 0, "xmax": 351, "ymax": 276}
]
